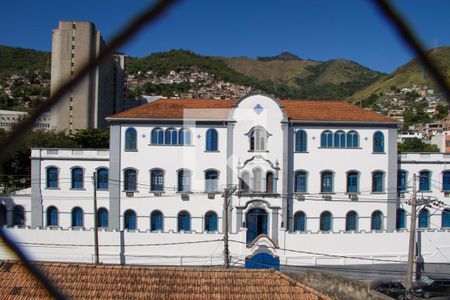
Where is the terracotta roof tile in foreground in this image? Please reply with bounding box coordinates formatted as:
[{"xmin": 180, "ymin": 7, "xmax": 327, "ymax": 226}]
[
  {"xmin": 0, "ymin": 261, "xmax": 334, "ymax": 299},
  {"xmin": 108, "ymin": 98, "xmax": 396, "ymax": 123}
]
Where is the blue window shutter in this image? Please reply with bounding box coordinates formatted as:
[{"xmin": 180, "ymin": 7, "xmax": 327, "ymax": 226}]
[
  {"xmin": 419, "ymin": 171, "xmax": 430, "ymax": 191},
  {"xmin": 98, "ymin": 209, "xmax": 108, "ymax": 228},
  {"xmin": 320, "ymin": 132, "xmax": 326, "ymax": 147},
  {"xmin": 374, "ymin": 132, "xmax": 384, "ymax": 152},
  {"xmin": 418, "ymin": 210, "xmax": 429, "ymax": 228},
  {"xmin": 320, "ymin": 212, "xmax": 331, "ymax": 231},
  {"xmin": 125, "ymin": 128, "xmax": 137, "ymax": 150},
  {"xmin": 151, "ymin": 129, "xmax": 158, "ymax": 144},
  {"xmin": 294, "ymin": 212, "xmax": 306, "ymax": 231},
  {"xmin": 442, "ymin": 209, "xmax": 450, "ymax": 228},
  {"xmin": 396, "ymin": 209, "xmax": 405, "ymax": 229},
  {"xmin": 443, "ymin": 172, "xmax": 450, "ymax": 191},
  {"xmin": 346, "ymin": 212, "xmax": 357, "ymax": 231},
  {"xmin": 371, "ymin": 211, "xmax": 382, "ymax": 230},
  {"xmin": 165, "ymin": 129, "xmax": 171, "ymax": 145}
]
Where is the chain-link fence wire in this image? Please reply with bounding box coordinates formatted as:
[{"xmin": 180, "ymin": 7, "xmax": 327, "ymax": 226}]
[{"xmin": 0, "ymin": 0, "xmax": 449, "ymax": 298}]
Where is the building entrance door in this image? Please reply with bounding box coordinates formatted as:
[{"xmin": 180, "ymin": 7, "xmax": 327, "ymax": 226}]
[{"xmin": 246, "ymin": 208, "xmax": 268, "ymax": 244}]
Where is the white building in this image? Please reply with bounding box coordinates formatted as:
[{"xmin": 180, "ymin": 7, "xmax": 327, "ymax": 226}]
[
  {"xmin": 0, "ymin": 110, "xmax": 51, "ymax": 131},
  {"xmin": 1, "ymin": 94, "xmax": 449, "ymax": 269}
]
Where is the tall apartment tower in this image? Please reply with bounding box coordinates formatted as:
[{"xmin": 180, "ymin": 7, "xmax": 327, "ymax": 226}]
[{"xmin": 50, "ymin": 21, "xmax": 126, "ymax": 133}]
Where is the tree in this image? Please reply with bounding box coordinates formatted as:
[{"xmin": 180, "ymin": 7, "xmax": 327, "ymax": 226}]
[
  {"xmin": 70, "ymin": 128, "xmax": 109, "ymax": 148},
  {"xmin": 398, "ymin": 138, "xmax": 439, "ymax": 153},
  {"xmin": 435, "ymin": 104, "xmax": 448, "ymax": 120}
]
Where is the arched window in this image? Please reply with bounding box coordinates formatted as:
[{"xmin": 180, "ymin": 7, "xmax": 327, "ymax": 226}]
[
  {"xmin": 205, "ymin": 170, "xmax": 219, "ymax": 193},
  {"xmin": 96, "ymin": 168, "xmax": 108, "ymax": 190},
  {"xmin": 266, "ymin": 172, "xmax": 274, "ymax": 193},
  {"xmin": 346, "ymin": 211, "xmax": 358, "ymax": 231},
  {"xmin": 320, "ymin": 130, "xmax": 333, "ymax": 148},
  {"xmin": 442, "ymin": 209, "xmax": 450, "ymax": 228},
  {"xmin": 294, "ymin": 211, "xmax": 306, "ymax": 232},
  {"xmin": 125, "ymin": 128, "xmax": 137, "ymax": 150},
  {"xmin": 98, "ymin": 208, "xmax": 108, "ymax": 228},
  {"xmin": 0, "ymin": 204, "xmax": 6, "ymax": 226},
  {"xmin": 334, "ymin": 131, "xmax": 346, "ymax": 148},
  {"xmin": 46, "ymin": 167, "xmax": 58, "ymax": 188},
  {"xmin": 205, "ymin": 129, "xmax": 218, "ymax": 151},
  {"xmin": 295, "ymin": 171, "xmax": 307, "ymax": 193},
  {"xmin": 372, "ymin": 171, "xmax": 384, "ymax": 192},
  {"xmin": 418, "ymin": 209, "xmax": 429, "ymax": 229},
  {"xmin": 12, "ymin": 205, "xmax": 25, "ymax": 226},
  {"xmin": 205, "ymin": 211, "xmax": 218, "ymax": 232},
  {"xmin": 151, "ymin": 128, "xmax": 164, "ymax": 144},
  {"xmin": 347, "ymin": 131, "xmax": 359, "ymax": 148},
  {"xmin": 371, "ymin": 211, "xmax": 383, "ymax": 230},
  {"xmin": 124, "ymin": 209, "xmax": 136, "ymax": 230},
  {"xmin": 321, "ymin": 171, "xmax": 333, "ymax": 193},
  {"xmin": 295, "ymin": 130, "xmax": 307, "ymax": 152},
  {"xmin": 46, "ymin": 206, "xmax": 58, "ymax": 227},
  {"xmin": 398, "ymin": 170, "xmax": 408, "ymax": 193},
  {"xmin": 373, "ymin": 131, "xmax": 384, "ymax": 153},
  {"xmin": 396, "ymin": 208, "xmax": 406, "ymax": 229},
  {"xmin": 443, "ymin": 171, "xmax": 450, "ymax": 191},
  {"xmin": 250, "ymin": 127, "xmax": 267, "ymax": 151},
  {"xmin": 150, "ymin": 210, "xmax": 163, "ymax": 231},
  {"xmin": 151, "ymin": 169, "xmax": 164, "ymax": 191},
  {"xmin": 179, "ymin": 128, "xmax": 191, "ymax": 145},
  {"xmin": 71, "ymin": 167, "xmax": 84, "ymax": 189},
  {"xmin": 165, "ymin": 128, "xmax": 178, "ymax": 145},
  {"xmin": 253, "ymin": 168, "xmax": 262, "ymax": 192},
  {"xmin": 320, "ymin": 211, "xmax": 332, "ymax": 231},
  {"xmin": 240, "ymin": 172, "xmax": 250, "ymax": 193},
  {"xmin": 124, "ymin": 169, "xmax": 137, "ymax": 191},
  {"xmin": 178, "ymin": 211, "xmax": 191, "ymax": 232},
  {"xmin": 347, "ymin": 171, "xmax": 359, "ymax": 193},
  {"xmin": 71, "ymin": 207, "xmax": 83, "ymax": 227},
  {"xmin": 177, "ymin": 169, "xmax": 191, "ymax": 192},
  {"xmin": 419, "ymin": 170, "xmax": 431, "ymax": 192}
]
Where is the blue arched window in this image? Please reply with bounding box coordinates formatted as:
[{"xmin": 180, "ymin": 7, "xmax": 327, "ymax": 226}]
[
  {"xmin": 0, "ymin": 204, "xmax": 6, "ymax": 226},
  {"xmin": 373, "ymin": 131, "xmax": 384, "ymax": 153},
  {"xmin": 206, "ymin": 129, "xmax": 218, "ymax": 151},
  {"xmin": 321, "ymin": 171, "xmax": 333, "ymax": 193},
  {"xmin": 96, "ymin": 168, "xmax": 108, "ymax": 190},
  {"xmin": 418, "ymin": 209, "xmax": 429, "ymax": 228},
  {"xmin": 165, "ymin": 128, "xmax": 178, "ymax": 145},
  {"xmin": 398, "ymin": 170, "xmax": 408, "ymax": 193},
  {"xmin": 346, "ymin": 211, "xmax": 358, "ymax": 231},
  {"xmin": 125, "ymin": 128, "xmax": 137, "ymax": 150},
  {"xmin": 320, "ymin": 211, "xmax": 332, "ymax": 231},
  {"xmin": 177, "ymin": 169, "xmax": 191, "ymax": 192},
  {"xmin": 347, "ymin": 171, "xmax": 359, "ymax": 193},
  {"xmin": 205, "ymin": 211, "xmax": 218, "ymax": 232},
  {"xmin": 12, "ymin": 205, "xmax": 25, "ymax": 226},
  {"xmin": 98, "ymin": 208, "xmax": 108, "ymax": 228},
  {"xmin": 295, "ymin": 130, "xmax": 307, "ymax": 152},
  {"xmin": 124, "ymin": 209, "xmax": 136, "ymax": 230},
  {"xmin": 151, "ymin": 128, "xmax": 164, "ymax": 144},
  {"xmin": 347, "ymin": 131, "xmax": 359, "ymax": 148},
  {"xmin": 71, "ymin": 167, "xmax": 84, "ymax": 189},
  {"xmin": 396, "ymin": 208, "xmax": 406, "ymax": 229},
  {"xmin": 371, "ymin": 211, "xmax": 383, "ymax": 230},
  {"xmin": 442, "ymin": 209, "xmax": 450, "ymax": 228},
  {"xmin": 46, "ymin": 206, "xmax": 58, "ymax": 227},
  {"xmin": 178, "ymin": 128, "xmax": 191, "ymax": 145},
  {"xmin": 205, "ymin": 170, "xmax": 219, "ymax": 193},
  {"xmin": 372, "ymin": 171, "xmax": 384, "ymax": 192},
  {"xmin": 419, "ymin": 170, "xmax": 431, "ymax": 192},
  {"xmin": 46, "ymin": 167, "xmax": 58, "ymax": 188},
  {"xmin": 151, "ymin": 169, "xmax": 164, "ymax": 191},
  {"xmin": 320, "ymin": 131, "xmax": 333, "ymax": 148},
  {"xmin": 294, "ymin": 211, "xmax": 306, "ymax": 232},
  {"xmin": 334, "ymin": 131, "xmax": 346, "ymax": 148},
  {"xmin": 151, "ymin": 210, "xmax": 163, "ymax": 231},
  {"xmin": 178, "ymin": 211, "xmax": 191, "ymax": 232},
  {"xmin": 124, "ymin": 169, "xmax": 137, "ymax": 191},
  {"xmin": 443, "ymin": 171, "xmax": 450, "ymax": 191},
  {"xmin": 295, "ymin": 171, "xmax": 307, "ymax": 193},
  {"xmin": 71, "ymin": 207, "xmax": 83, "ymax": 227}
]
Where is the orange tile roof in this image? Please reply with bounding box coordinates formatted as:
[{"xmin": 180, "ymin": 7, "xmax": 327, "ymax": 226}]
[
  {"xmin": 0, "ymin": 261, "xmax": 334, "ymax": 300},
  {"xmin": 109, "ymin": 98, "xmax": 396, "ymax": 123}
]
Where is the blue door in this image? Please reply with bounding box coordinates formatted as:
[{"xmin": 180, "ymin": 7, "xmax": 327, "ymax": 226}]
[
  {"xmin": 245, "ymin": 252, "xmax": 280, "ymax": 270},
  {"xmin": 246, "ymin": 208, "xmax": 268, "ymax": 244}
]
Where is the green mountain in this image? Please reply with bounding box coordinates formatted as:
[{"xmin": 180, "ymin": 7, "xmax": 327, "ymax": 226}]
[
  {"xmin": 349, "ymin": 46, "xmax": 450, "ymax": 103},
  {"xmin": 0, "ymin": 45, "xmax": 50, "ymax": 79}
]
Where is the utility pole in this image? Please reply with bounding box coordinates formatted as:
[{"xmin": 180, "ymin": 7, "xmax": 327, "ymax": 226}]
[
  {"xmin": 92, "ymin": 171, "xmax": 99, "ymax": 264},
  {"xmin": 406, "ymin": 173, "xmax": 417, "ymax": 292},
  {"xmin": 223, "ymin": 185, "xmax": 237, "ymax": 269}
]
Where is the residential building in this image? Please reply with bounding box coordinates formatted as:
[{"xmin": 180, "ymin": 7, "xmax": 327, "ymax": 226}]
[{"xmin": 0, "ymin": 110, "xmax": 51, "ymax": 131}]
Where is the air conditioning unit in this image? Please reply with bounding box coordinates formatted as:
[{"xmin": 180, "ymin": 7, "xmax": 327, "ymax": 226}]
[
  {"xmin": 322, "ymin": 195, "xmax": 332, "ymax": 201},
  {"xmin": 181, "ymin": 193, "xmax": 190, "ymax": 201},
  {"xmin": 349, "ymin": 194, "xmax": 358, "ymax": 201},
  {"xmin": 208, "ymin": 193, "xmax": 215, "ymax": 199},
  {"xmin": 126, "ymin": 192, "xmax": 134, "ymax": 197},
  {"xmin": 153, "ymin": 192, "xmax": 162, "ymax": 197},
  {"xmin": 297, "ymin": 194, "xmax": 305, "ymax": 201}
]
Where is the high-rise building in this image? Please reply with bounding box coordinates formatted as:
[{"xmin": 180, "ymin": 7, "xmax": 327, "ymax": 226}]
[{"xmin": 50, "ymin": 21, "xmax": 126, "ymax": 133}]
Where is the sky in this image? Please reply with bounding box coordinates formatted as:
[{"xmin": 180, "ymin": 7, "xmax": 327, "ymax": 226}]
[{"xmin": 1, "ymin": 0, "xmax": 449, "ymax": 73}]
